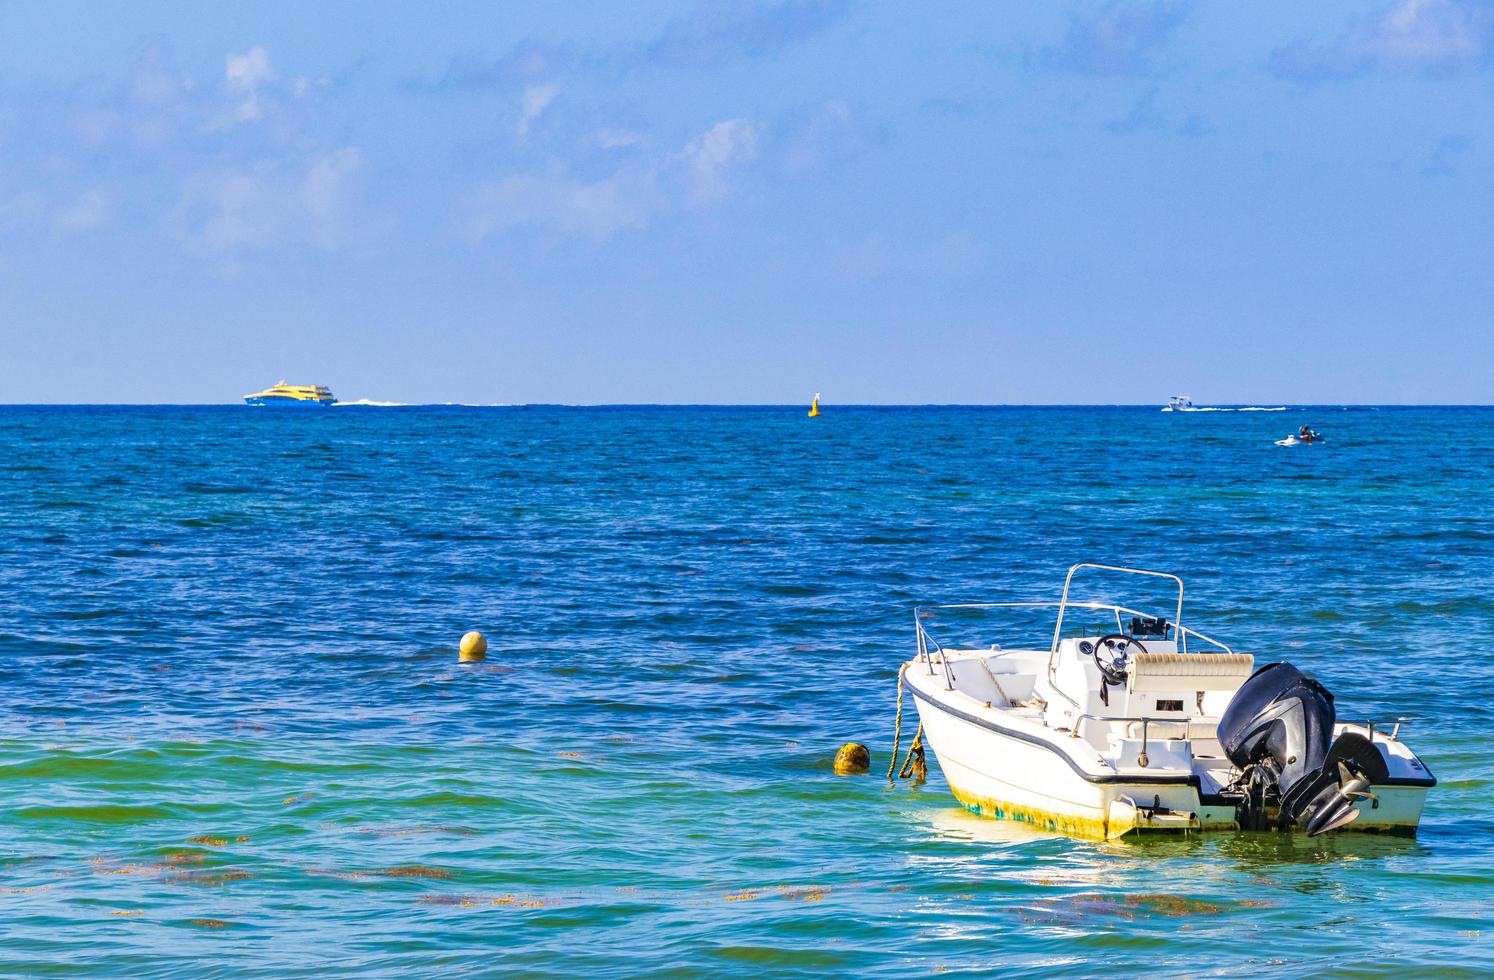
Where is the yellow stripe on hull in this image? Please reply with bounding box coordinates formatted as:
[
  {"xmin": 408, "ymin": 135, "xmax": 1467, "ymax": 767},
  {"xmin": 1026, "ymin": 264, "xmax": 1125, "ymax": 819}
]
[{"xmin": 950, "ymin": 784, "xmax": 1117, "ymax": 840}]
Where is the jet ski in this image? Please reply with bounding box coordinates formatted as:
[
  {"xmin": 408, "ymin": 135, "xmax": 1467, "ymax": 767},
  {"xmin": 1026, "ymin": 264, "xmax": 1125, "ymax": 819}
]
[{"xmin": 1276, "ymin": 428, "xmax": 1322, "ymax": 446}]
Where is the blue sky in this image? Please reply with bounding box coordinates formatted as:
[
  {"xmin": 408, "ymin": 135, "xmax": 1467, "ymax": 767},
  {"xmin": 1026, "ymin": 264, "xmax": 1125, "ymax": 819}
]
[{"xmin": 2, "ymin": 0, "xmax": 1491, "ymax": 404}]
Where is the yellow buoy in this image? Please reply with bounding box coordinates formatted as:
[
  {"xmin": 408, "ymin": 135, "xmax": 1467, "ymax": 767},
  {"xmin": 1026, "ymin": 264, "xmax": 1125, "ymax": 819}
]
[
  {"xmin": 833, "ymin": 742, "xmax": 870, "ymax": 775},
  {"xmin": 458, "ymin": 630, "xmax": 488, "ymax": 662},
  {"xmin": 807, "ymin": 392, "xmax": 821, "ymax": 417}
]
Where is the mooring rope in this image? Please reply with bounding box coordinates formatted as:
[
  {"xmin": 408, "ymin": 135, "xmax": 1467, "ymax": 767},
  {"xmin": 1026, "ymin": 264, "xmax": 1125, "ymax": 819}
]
[
  {"xmin": 898, "ymin": 723, "xmax": 927, "ymax": 782},
  {"xmin": 888, "ymin": 664, "xmax": 927, "ymax": 783},
  {"xmin": 888, "ymin": 664, "xmax": 906, "ymax": 781}
]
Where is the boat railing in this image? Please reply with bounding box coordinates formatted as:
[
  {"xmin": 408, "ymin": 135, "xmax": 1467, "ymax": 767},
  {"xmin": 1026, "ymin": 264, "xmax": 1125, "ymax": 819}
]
[
  {"xmin": 1063, "ymin": 716, "xmax": 1417, "ymax": 770},
  {"xmin": 914, "ymin": 614, "xmax": 956, "ymax": 689},
  {"xmin": 1339, "ymin": 718, "xmax": 1414, "ymax": 742},
  {"xmin": 915, "ymin": 600, "xmax": 1233, "ymax": 657}
]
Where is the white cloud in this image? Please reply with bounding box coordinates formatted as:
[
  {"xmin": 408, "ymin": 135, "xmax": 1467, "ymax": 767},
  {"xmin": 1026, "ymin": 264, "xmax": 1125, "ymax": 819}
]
[
  {"xmin": 832, "ymin": 235, "xmax": 896, "ymax": 281},
  {"xmin": 1271, "ymin": 0, "xmax": 1492, "ymax": 78},
  {"xmin": 178, "ymin": 171, "xmax": 278, "ymax": 253},
  {"xmin": 675, "ymin": 118, "xmax": 758, "ymax": 205},
  {"xmin": 410, "ymin": 1, "xmax": 850, "ymax": 94},
  {"xmin": 131, "ymin": 47, "xmax": 187, "ymax": 107},
  {"xmin": 832, "ymin": 232, "xmax": 990, "ymax": 283},
  {"xmin": 71, "ymin": 109, "xmax": 122, "ymax": 149},
  {"xmin": 0, "ymin": 42, "xmax": 360, "ymax": 268},
  {"xmin": 464, "ymin": 118, "xmax": 759, "ymax": 244},
  {"xmin": 114, "ymin": 46, "xmax": 194, "ymax": 149},
  {"xmin": 1044, "ymin": 1, "xmax": 1188, "ymax": 75},
  {"xmin": 463, "ymin": 166, "xmax": 653, "ymax": 243},
  {"xmin": 303, "ymin": 147, "xmax": 366, "ymax": 248},
  {"xmin": 53, "ymin": 187, "xmax": 115, "ymax": 235},
  {"xmin": 0, "ymin": 186, "xmax": 119, "ymax": 240},
  {"xmin": 0, "ymin": 191, "xmax": 46, "ymax": 234},
  {"xmin": 516, "ymin": 82, "xmax": 559, "ymax": 139},
  {"xmin": 1363, "ymin": 0, "xmax": 1484, "ymax": 65},
  {"xmin": 172, "ymin": 146, "xmax": 368, "ymax": 255},
  {"xmin": 593, "ymin": 128, "xmax": 643, "ymax": 150},
  {"xmin": 779, "ymin": 99, "xmax": 873, "ymax": 176},
  {"xmin": 225, "ymin": 46, "xmax": 275, "ymax": 122}
]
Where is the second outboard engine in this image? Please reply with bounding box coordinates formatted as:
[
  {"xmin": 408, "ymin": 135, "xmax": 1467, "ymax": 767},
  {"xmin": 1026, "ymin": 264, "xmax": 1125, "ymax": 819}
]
[{"xmin": 1218, "ymin": 662, "xmax": 1389, "ymax": 835}]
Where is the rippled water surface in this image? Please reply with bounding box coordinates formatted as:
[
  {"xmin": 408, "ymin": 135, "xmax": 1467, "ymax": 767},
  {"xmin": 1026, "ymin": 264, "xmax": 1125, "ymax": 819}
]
[{"xmin": 0, "ymin": 405, "xmax": 1490, "ymax": 976}]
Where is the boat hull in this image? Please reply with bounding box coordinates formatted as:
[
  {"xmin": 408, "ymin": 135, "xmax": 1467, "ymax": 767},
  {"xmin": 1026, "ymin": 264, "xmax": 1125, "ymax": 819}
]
[
  {"xmin": 244, "ymin": 396, "xmax": 334, "ymax": 407},
  {"xmin": 906, "ymin": 670, "xmax": 1427, "ymax": 839},
  {"xmin": 907, "ymin": 677, "xmax": 1220, "ymax": 839}
]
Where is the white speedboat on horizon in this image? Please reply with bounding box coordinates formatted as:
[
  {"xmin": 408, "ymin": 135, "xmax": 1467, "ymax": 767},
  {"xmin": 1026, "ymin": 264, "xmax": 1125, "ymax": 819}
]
[
  {"xmin": 901, "ymin": 564, "xmax": 1435, "ymax": 840},
  {"xmin": 1163, "ymin": 395, "xmax": 1195, "ymax": 411}
]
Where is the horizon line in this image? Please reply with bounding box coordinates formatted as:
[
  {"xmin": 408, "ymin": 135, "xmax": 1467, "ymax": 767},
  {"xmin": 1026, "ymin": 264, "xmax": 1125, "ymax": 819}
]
[{"xmin": 2, "ymin": 401, "xmax": 1491, "ymax": 409}]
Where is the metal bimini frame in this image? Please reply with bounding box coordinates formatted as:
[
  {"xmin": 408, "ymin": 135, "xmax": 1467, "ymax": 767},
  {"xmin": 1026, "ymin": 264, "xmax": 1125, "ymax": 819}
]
[
  {"xmin": 913, "ymin": 564, "xmax": 1234, "ymax": 694},
  {"xmin": 1051, "ymin": 563, "xmax": 1184, "ymax": 664}
]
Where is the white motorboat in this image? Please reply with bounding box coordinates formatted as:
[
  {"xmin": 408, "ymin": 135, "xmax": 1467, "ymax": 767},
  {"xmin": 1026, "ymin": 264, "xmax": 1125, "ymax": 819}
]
[
  {"xmin": 1163, "ymin": 395, "xmax": 1195, "ymax": 411},
  {"xmin": 901, "ymin": 564, "xmax": 1435, "ymax": 840}
]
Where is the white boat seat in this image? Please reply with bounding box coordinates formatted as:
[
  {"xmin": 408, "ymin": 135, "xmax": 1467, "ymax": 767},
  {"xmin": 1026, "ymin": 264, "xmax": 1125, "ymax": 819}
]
[
  {"xmin": 1126, "ymin": 652, "xmax": 1254, "ymax": 693},
  {"xmin": 1190, "ymin": 735, "xmax": 1228, "ymax": 759}
]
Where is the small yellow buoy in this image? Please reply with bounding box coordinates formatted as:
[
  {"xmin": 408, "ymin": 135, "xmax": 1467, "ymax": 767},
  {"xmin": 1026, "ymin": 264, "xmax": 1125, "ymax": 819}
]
[
  {"xmin": 807, "ymin": 392, "xmax": 821, "ymax": 418},
  {"xmin": 833, "ymin": 742, "xmax": 870, "ymax": 775},
  {"xmin": 458, "ymin": 630, "xmax": 488, "ymax": 662}
]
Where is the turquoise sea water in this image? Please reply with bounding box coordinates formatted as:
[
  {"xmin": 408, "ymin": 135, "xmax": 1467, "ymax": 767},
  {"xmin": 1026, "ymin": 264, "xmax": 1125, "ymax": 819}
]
[{"xmin": 0, "ymin": 405, "xmax": 1490, "ymax": 976}]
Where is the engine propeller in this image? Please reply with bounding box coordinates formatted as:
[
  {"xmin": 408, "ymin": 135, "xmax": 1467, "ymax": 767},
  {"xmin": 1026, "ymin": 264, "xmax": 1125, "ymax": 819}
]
[{"xmin": 1303, "ymin": 762, "xmax": 1378, "ymax": 837}]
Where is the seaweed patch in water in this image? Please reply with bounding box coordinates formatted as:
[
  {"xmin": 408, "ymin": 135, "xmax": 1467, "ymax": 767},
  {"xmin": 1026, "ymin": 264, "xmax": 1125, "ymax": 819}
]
[
  {"xmin": 417, "ymin": 893, "xmax": 543, "ymax": 908},
  {"xmin": 168, "ymin": 869, "xmax": 254, "ymax": 886},
  {"xmin": 724, "ymin": 885, "xmax": 830, "ymax": 903},
  {"xmin": 375, "ymin": 865, "xmax": 453, "ymax": 880},
  {"xmin": 1019, "ymin": 892, "xmax": 1238, "ymax": 924}
]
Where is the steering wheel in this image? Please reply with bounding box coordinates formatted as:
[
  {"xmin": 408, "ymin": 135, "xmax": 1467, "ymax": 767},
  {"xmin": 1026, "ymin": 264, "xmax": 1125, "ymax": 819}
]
[{"xmin": 1082, "ymin": 633, "xmax": 1147, "ymax": 686}]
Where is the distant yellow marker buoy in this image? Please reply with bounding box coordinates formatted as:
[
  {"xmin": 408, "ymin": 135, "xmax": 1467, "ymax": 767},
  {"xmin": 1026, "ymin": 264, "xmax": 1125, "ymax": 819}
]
[
  {"xmin": 833, "ymin": 742, "xmax": 870, "ymax": 775},
  {"xmin": 807, "ymin": 392, "xmax": 821, "ymax": 418},
  {"xmin": 459, "ymin": 630, "xmax": 488, "ymax": 663}
]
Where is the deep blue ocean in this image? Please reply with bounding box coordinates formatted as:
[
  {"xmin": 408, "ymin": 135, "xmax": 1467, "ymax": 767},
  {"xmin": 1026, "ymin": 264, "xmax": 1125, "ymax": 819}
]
[{"xmin": 0, "ymin": 404, "xmax": 1489, "ymax": 976}]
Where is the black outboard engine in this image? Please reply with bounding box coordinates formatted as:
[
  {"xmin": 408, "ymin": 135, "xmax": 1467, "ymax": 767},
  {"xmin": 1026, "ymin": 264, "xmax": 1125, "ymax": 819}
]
[{"xmin": 1218, "ymin": 662, "xmax": 1389, "ymax": 835}]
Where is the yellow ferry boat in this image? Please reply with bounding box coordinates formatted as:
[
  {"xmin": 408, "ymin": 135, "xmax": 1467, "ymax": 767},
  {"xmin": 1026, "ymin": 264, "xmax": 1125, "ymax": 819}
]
[{"xmin": 243, "ymin": 381, "xmax": 337, "ymax": 406}]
